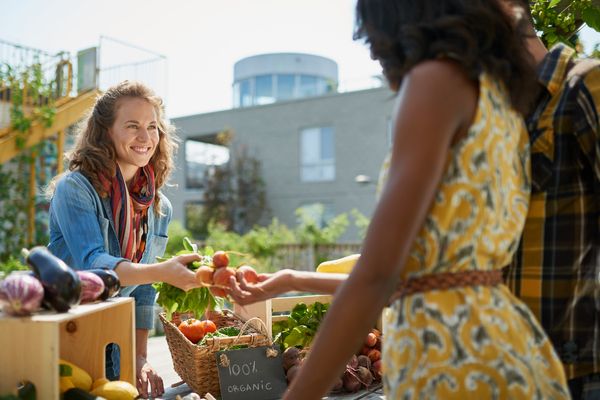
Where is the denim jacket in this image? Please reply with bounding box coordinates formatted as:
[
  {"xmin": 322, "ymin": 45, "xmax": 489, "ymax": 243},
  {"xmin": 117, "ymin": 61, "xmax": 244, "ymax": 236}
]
[{"xmin": 48, "ymin": 171, "xmax": 171, "ymax": 329}]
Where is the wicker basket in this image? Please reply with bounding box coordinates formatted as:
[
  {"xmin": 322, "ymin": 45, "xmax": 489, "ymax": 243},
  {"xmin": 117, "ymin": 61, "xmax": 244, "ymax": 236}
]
[
  {"xmin": 169, "ymin": 311, "xmax": 196, "ymax": 326},
  {"xmin": 160, "ymin": 309, "xmax": 271, "ymax": 396}
]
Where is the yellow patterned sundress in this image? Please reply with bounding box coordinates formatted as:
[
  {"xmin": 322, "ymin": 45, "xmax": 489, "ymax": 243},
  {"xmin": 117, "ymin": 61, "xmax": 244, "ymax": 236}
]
[{"xmin": 380, "ymin": 73, "xmax": 570, "ymax": 399}]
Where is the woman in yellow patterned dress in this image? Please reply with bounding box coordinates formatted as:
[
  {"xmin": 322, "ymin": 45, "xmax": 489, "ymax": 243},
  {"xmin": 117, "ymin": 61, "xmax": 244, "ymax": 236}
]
[{"xmin": 228, "ymin": 0, "xmax": 570, "ymax": 398}]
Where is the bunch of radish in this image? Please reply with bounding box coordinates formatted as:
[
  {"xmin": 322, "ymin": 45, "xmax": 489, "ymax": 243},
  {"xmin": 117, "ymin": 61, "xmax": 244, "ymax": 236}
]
[
  {"xmin": 194, "ymin": 250, "xmax": 260, "ymax": 297},
  {"xmin": 358, "ymin": 328, "xmax": 383, "ymax": 381},
  {"xmin": 282, "ymin": 328, "xmax": 383, "ymax": 393}
]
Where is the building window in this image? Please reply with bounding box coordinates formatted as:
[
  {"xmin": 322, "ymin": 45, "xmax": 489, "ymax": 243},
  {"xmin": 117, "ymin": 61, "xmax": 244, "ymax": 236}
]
[
  {"xmin": 276, "ymin": 74, "xmax": 295, "ymax": 100},
  {"xmin": 296, "ymin": 202, "xmax": 335, "ymax": 229},
  {"xmin": 234, "ymin": 74, "xmax": 335, "ymax": 108},
  {"xmin": 255, "ymin": 74, "xmax": 275, "ymax": 105},
  {"xmin": 299, "ymin": 75, "xmax": 318, "ymax": 97},
  {"xmin": 300, "ymin": 127, "xmax": 335, "ymax": 182},
  {"xmin": 239, "ymin": 79, "xmax": 252, "ymax": 107}
]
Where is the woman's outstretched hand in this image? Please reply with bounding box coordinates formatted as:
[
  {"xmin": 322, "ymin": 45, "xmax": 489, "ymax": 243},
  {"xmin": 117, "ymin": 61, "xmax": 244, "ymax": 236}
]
[{"xmin": 227, "ymin": 269, "xmax": 295, "ymax": 305}]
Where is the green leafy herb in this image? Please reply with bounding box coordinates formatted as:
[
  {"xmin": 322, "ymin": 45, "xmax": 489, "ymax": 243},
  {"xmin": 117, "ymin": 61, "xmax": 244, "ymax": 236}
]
[
  {"xmin": 272, "ymin": 301, "xmax": 329, "ymax": 349},
  {"xmin": 199, "ymin": 326, "xmax": 248, "ymax": 349}
]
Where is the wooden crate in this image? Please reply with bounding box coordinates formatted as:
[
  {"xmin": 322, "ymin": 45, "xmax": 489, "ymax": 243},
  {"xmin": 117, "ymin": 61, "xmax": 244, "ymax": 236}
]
[
  {"xmin": 234, "ymin": 294, "xmax": 384, "ymax": 338},
  {"xmin": 0, "ymin": 297, "xmax": 135, "ymax": 400}
]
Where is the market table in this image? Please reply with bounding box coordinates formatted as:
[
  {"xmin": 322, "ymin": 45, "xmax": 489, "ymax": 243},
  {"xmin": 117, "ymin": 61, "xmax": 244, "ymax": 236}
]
[{"xmin": 148, "ymin": 335, "xmax": 385, "ymax": 400}]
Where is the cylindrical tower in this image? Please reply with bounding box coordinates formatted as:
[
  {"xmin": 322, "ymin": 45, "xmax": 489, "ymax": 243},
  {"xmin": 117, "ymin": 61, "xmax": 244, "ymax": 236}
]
[{"xmin": 232, "ymin": 53, "xmax": 338, "ymax": 108}]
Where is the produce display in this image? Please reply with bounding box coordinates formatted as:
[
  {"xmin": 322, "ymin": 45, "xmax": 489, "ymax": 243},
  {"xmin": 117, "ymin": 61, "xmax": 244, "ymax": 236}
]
[
  {"xmin": 282, "ymin": 328, "xmax": 383, "ymax": 394},
  {"xmin": 273, "ymin": 301, "xmax": 383, "ymax": 394},
  {"xmin": 0, "ymin": 239, "xmax": 382, "ymax": 399},
  {"xmin": 0, "ymin": 247, "xmax": 121, "ymax": 316}
]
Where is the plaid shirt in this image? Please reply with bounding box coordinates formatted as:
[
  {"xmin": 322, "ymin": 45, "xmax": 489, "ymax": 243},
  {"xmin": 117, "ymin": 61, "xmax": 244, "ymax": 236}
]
[{"xmin": 505, "ymin": 44, "xmax": 600, "ymax": 380}]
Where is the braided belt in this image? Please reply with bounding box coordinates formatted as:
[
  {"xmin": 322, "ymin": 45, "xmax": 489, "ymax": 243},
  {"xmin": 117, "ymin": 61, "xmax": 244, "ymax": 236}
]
[{"xmin": 388, "ymin": 269, "xmax": 503, "ymax": 305}]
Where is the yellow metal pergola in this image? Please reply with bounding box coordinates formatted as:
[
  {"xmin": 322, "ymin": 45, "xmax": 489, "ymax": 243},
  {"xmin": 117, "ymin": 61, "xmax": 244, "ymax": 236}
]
[{"xmin": 0, "ymin": 89, "xmax": 99, "ymax": 245}]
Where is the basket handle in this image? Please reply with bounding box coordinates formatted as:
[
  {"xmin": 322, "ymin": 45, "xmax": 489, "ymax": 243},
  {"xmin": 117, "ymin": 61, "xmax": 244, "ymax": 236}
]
[{"xmin": 224, "ymin": 317, "xmax": 273, "ymax": 350}]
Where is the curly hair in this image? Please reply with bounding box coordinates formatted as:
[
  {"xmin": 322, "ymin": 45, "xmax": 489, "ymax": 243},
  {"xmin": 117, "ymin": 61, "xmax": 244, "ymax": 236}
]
[
  {"xmin": 354, "ymin": 0, "xmax": 537, "ymax": 114},
  {"xmin": 51, "ymin": 81, "xmax": 177, "ymax": 212}
]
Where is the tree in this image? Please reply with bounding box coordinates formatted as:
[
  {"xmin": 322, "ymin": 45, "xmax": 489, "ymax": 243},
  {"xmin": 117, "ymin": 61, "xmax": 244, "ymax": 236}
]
[
  {"xmin": 197, "ymin": 144, "xmax": 270, "ymax": 237},
  {"xmin": 531, "ymin": 0, "xmax": 600, "ymax": 48}
]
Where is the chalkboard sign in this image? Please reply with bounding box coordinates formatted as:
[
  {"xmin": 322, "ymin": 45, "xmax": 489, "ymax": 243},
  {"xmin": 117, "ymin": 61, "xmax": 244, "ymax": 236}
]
[{"xmin": 215, "ymin": 345, "xmax": 288, "ymax": 400}]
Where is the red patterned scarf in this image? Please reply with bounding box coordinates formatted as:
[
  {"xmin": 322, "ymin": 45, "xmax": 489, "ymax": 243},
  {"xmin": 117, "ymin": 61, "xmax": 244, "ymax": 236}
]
[{"xmin": 100, "ymin": 165, "xmax": 156, "ymax": 262}]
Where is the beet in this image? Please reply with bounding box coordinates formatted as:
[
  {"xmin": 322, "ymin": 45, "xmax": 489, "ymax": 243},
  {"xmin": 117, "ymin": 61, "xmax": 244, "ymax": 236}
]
[
  {"xmin": 282, "ymin": 346, "xmax": 300, "ymax": 371},
  {"xmin": 367, "ymin": 349, "xmax": 381, "ymax": 363},
  {"xmin": 286, "ymin": 365, "xmax": 300, "ymax": 383},
  {"xmin": 0, "ymin": 273, "xmax": 44, "ymax": 316},
  {"xmin": 343, "ymin": 370, "xmax": 361, "ymax": 393},
  {"xmin": 357, "ymin": 366, "xmax": 373, "ymax": 387},
  {"xmin": 347, "ymin": 354, "xmax": 359, "ymax": 369},
  {"xmin": 76, "ymin": 271, "xmax": 105, "ymax": 303},
  {"xmin": 357, "ymin": 355, "xmax": 371, "ymax": 370},
  {"xmin": 372, "ymin": 360, "xmax": 382, "ymax": 379}
]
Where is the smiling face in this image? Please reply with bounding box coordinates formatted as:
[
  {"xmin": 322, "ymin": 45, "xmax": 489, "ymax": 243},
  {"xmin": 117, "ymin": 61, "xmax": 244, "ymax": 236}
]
[{"xmin": 108, "ymin": 97, "xmax": 160, "ymax": 183}]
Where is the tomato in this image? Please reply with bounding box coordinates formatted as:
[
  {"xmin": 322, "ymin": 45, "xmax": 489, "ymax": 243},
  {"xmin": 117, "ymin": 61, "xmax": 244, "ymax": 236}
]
[
  {"xmin": 199, "ymin": 319, "xmax": 217, "ymax": 334},
  {"xmin": 178, "ymin": 318, "xmax": 205, "ymax": 343},
  {"xmin": 212, "ymin": 251, "xmax": 229, "ymax": 268}
]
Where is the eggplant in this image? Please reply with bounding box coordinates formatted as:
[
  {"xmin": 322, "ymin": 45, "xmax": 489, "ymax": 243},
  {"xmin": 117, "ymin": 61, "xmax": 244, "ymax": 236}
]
[
  {"xmin": 76, "ymin": 271, "xmax": 105, "ymax": 303},
  {"xmin": 86, "ymin": 269, "xmax": 121, "ymax": 300},
  {"xmin": 23, "ymin": 246, "xmax": 81, "ymax": 312},
  {"xmin": 63, "ymin": 388, "xmax": 103, "ymax": 400}
]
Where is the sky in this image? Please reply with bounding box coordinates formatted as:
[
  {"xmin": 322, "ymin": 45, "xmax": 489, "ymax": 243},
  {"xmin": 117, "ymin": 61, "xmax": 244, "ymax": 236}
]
[
  {"xmin": 2, "ymin": 0, "xmax": 599, "ymax": 119},
  {"xmin": 2, "ymin": 0, "xmax": 382, "ymax": 118}
]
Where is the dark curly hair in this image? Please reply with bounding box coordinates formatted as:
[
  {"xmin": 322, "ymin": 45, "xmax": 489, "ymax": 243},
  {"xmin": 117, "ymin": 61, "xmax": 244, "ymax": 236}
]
[{"xmin": 354, "ymin": 0, "xmax": 537, "ymax": 114}]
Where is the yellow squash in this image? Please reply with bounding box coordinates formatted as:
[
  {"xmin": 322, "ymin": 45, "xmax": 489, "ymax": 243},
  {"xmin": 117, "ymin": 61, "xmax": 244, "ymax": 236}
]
[
  {"xmin": 92, "ymin": 377, "xmax": 110, "ymax": 389},
  {"xmin": 316, "ymin": 253, "xmax": 360, "ymax": 274},
  {"xmin": 59, "ymin": 376, "xmax": 75, "ymax": 394},
  {"xmin": 58, "ymin": 359, "xmax": 92, "ymax": 391},
  {"xmin": 91, "ymin": 380, "xmax": 139, "ymax": 400}
]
